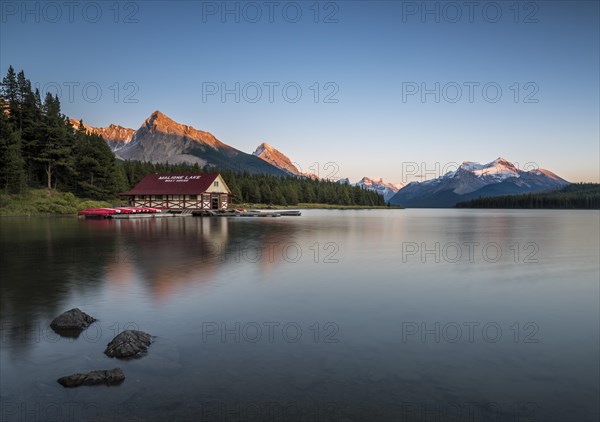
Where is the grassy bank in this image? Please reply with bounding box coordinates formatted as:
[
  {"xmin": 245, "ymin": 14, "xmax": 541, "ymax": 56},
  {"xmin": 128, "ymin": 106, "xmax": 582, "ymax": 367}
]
[
  {"xmin": 0, "ymin": 193, "xmax": 401, "ymax": 216},
  {"xmin": 232, "ymin": 203, "xmax": 403, "ymax": 210},
  {"xmin": 0, "ymin": 189, "xmax": 112, "ymax": 215}
]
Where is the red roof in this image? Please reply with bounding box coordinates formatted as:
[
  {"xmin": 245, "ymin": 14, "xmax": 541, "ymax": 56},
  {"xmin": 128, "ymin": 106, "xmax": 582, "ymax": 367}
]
[{"xmin": 121, "ymin": 173, "xmax": 222, "ymax": 195}]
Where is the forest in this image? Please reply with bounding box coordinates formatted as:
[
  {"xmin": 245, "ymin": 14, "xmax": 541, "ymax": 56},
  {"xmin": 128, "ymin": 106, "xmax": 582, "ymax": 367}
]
[
  {"xmin": 0, "ymin": 67, "xmax": 385, "ymax": 208},
  {"xmin": 0, "ymin": 66, "xmax": 127, "ymax": 199},
  {"xmin": 456, "ymin": 184, "xmax": 600, "ymax": 209},
  {"xmin": 120, "ymin": 161, "xmax": 385, "ymax": 206}
]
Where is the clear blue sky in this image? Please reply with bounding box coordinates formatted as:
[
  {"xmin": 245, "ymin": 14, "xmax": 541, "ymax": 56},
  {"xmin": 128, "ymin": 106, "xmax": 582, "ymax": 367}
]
[{"xmin": 2, "ymin": 1, "xmax": 598, "ymax": 183}]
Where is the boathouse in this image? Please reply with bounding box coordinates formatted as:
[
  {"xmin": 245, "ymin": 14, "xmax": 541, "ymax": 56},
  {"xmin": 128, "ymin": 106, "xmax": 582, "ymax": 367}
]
[{"xmin": 120, "ymin": 173, "xmax": 232, "ymax": 210}]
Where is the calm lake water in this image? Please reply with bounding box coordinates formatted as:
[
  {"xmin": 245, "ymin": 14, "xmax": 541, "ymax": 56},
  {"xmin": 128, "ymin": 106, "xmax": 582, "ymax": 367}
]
[{"xmin": 0, "ymin": 210, "xmax": 598, "ymax": 422}]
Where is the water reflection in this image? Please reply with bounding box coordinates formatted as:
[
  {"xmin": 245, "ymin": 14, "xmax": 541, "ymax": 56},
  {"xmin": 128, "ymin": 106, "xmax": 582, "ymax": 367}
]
[
  {"xmin": 0, "ymin": 211, "xmax": 598, "ymax": 422},
  {"xmin": 1, "ymin": 217, "xmax": 111, "ymax": 352},
  {"xmin": 0, "ymin": 216, "xmax": 310, "ymax": 348}
]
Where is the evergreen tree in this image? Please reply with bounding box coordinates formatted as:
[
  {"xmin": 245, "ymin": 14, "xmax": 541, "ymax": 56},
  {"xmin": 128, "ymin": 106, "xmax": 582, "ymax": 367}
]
[
  {"xmin": 0, "ymin": 110, "xmax": 26, "ymax": 193},
  {"xmin": 231, "ymin": 185, "xmax": 243, "ymax": 203},
  {"xmin": 1, "ymin": 66, "xmax": 19, "ymax": 124},
  {"xmin": 36, "ymin": 93, "xmax": 74, "ymax": 190},
  {"xmin": 20, "ymin": 84, "xmax": 44, "ymax": 186},
  {"xmin": 284, "ymin": 184, "xmax": 299, "ymax": 205},
  {"xmin": 271, "ymin": 186, "xmax": 287, "ymax": 205}
]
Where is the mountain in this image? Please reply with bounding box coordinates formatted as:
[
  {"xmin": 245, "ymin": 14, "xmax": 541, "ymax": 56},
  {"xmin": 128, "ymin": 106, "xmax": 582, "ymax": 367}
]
[
  {"xmin": 253, "ymin": 142, "xmax": 300, "ymax": 175},
  {"xmin": 389, "ymin": 157, "xmax": 570, "ymax": 208},
  {"xmin": 113, "ymin": 111, "xmax": 286, "ymax": 175},
  {"xmin": 69, "ymin": 119, "xmax": 135, "ymax": 151},
  {"xmin": 253, "ymin": 142, "xmax": 321, "ymax": 179},
  {"xmin": 356, "ymin": 177, "xmax": 406, "ymax": 201}
]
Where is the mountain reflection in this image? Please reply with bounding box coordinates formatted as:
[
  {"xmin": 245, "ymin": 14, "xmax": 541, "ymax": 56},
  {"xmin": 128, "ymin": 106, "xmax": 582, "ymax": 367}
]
[
  {"xmin": 101, "ymin": 217, "xmax": 304, "ymax": 299},
  {"xmin": 0, "ymin": 216, "xmax": 303, "ymax": 348},
  {"xmin": 103, "ymin": 217, "xmax": 230, "ymax": 301}
]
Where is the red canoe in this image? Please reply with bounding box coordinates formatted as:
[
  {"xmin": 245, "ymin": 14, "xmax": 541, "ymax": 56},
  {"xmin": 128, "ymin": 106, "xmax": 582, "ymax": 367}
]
[
  {"xmin": 78, "ymin": 207, "xmax": 164, "ymax": 217},
  {"xmin": 77, "ymin": 208, "xmax": 120, "ymax": 216}
]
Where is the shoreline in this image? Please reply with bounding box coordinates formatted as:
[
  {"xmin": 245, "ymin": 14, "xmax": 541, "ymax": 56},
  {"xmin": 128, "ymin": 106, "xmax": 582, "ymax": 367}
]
[
  {"xmin": 233, "ymin": 203, "xmax": 403, "ymax": 210},
  {"xmin": 0, "ymin": 205, "xmax": 403, "ymax": 217},
  {"xmin": 0, "ymin": 190, "xmax": 399, "ymax": 216}
]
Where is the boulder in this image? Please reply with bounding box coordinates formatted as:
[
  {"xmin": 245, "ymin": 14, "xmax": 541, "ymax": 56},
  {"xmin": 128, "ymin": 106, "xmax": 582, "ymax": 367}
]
[
  {"xmin": 105, "ymin": 330, "xmax": 153, "ymax": 359},
  {"xmin": 50, "ymin": 308, "xmax": 96, "ymax": 337},
  {"xmin": 57, "ymin": 368, "xmax": 124, "ymax": 388}
]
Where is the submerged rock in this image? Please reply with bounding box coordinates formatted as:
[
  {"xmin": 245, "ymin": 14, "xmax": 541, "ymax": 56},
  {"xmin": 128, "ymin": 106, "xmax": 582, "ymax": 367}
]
[
  {"xmin": 50, "ymin": 308, "xmax": 96, "ymax": 337},
  {"xmin": 105, "ymin": 330, "xmax": 153, "ymax": 359},
  {"xmin": 57, "ymin": 368, "xmax": 124, "ymax": 388}
]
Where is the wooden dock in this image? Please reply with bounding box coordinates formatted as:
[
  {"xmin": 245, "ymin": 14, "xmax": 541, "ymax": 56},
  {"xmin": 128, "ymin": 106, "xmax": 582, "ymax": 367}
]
[
  {"xmin": 192, "ymin": 209, "xmax": 301, "ymax": 218},
  {"xmin": 110, "ymin": 213, "xmax": 193, "ymax": 219},
  {"xmin": 79, "ymin": 207, "xmax": 300, "ymax": 219}
]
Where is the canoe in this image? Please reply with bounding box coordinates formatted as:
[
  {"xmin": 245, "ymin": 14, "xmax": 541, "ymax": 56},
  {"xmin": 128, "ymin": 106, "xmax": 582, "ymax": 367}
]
[{"xmin": 77, "ymin": 208, "xmax": 119, "ymax": 217}]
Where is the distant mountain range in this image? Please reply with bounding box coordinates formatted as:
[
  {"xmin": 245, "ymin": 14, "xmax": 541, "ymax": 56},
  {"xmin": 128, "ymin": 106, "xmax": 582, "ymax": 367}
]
[
  {"xmin": 73, "ymin": 113, "xmax": 570, "ymax": 207},
  {"xmin": 356, "ymin": 177, "xmax": 406, "ymax": 201},
  {"xmin": 69, "ymin": 119, "xmax": 134, "ymax": 151},
  {"xmin": 250, "ymin": 144, "xmax": 405, "ymax": 199},
  {"xmin": 389, "ymin": 157, "xmax": 570, "ymax": 207}
]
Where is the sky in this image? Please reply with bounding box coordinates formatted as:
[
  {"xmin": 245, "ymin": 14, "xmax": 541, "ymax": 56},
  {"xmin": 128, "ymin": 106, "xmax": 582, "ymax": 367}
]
[{"xmin": 1, "ymin": 0, "xmax": 599, "ymax": 183}]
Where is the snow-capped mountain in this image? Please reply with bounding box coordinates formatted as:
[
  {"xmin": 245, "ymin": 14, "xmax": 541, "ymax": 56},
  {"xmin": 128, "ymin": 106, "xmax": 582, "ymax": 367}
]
[
  {"xmin": 69, "ymin": 119, "xmax": 135, "ymax": 151},
  {"xmin": 114, "ymin": 111, "xmax": 285, "ymax": 175},
  {"xmin": 253, "ymin": 142, "xmax": 300, "ymax": 175},
  {"xmin": 356, "ymin": 177, "xmax": 406, "ymax": 201},
  {"xmin": 390, "ymin": 157, "xmax": 570, "ymax": 207}
]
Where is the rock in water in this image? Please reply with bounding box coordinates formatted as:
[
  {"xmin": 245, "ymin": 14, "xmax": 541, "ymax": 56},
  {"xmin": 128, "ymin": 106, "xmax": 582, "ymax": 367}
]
[
  {"xmin": 105, "ymin": 330, "xmax": 153, "ymax": 358},
  {"xmin": 50, "ymin": 308, "xmax": 96, "ymax": 337},
  {"xmin": 57, "ymin": 368, "xmax": 125, "ymax": 388}
]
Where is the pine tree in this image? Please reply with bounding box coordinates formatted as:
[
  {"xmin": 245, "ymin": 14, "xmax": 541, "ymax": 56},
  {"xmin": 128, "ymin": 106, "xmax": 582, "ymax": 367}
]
[
  {"xmin": 1, "ymin": 66, "xmax": 18, "ymax": 124},
  {"xmin": 36, "ymin": 93, "xmax": 74, "ymax": 190},
  {"xmin": 284, "ymin": 184, "xmax": 299, "ymax": 205},
  {"xmin": 0, "ymin": 109, "xmax": 26, "ymax": 193},
  {"xmin": 271, "ymin": 186, "xmax": 287, "ymax": 205},
  {"xmin": 20, "ymin": 82, "xmax": 44, "ymax": 186},
  {"xmin": 231, "ymin": 185, "xmax": 243, "ymax": 203}
]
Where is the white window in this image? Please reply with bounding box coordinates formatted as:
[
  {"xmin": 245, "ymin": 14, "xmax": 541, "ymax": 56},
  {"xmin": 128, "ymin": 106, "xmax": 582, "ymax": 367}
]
[{"xmin": 214, "ymin": 181, "xmax": 219, "ymax": 187}]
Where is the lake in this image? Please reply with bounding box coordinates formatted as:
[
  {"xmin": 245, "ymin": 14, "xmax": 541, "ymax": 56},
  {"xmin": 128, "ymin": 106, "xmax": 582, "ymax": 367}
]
[{"xmin": 0, "ymin": 210, "xmax": 598, "ymax": 422}]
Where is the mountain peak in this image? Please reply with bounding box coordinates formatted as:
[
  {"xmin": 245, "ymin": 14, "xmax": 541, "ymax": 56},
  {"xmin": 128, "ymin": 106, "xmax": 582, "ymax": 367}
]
[
  {"xmin": 145, "ymin": 110, "xmax": 176, "ymax": 127},
  {"xmin": 491, "ymin": 157, "xmax": 514, "ymax": 168},
  {"xmin": 254, "ymin": 142, "xmax": 274, "ymax": 155},
  {"xmin": 140, "ymin": 111, "xmax": 211, "ymax": 139},
  {"xmin": 487, "ymin": 157, "xmax": 519, "ymax": 172},
  {"xmin": 252, "ymin": 142, "xmax": 300, "ymax": 175},
  {"xmin": 356, "ymin": 176, "xmax": 406, "ymax": 201},
  {"xmin": 121, "ymin": 111, "xmax": 226, "ymax": 152},
  {"xmin": 457, "ymin": 157, "xmax": 518, "ymax": 175},
  {"xmin": 150, "ymin": 110, "xmax": 166, "ymax": 118}
]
